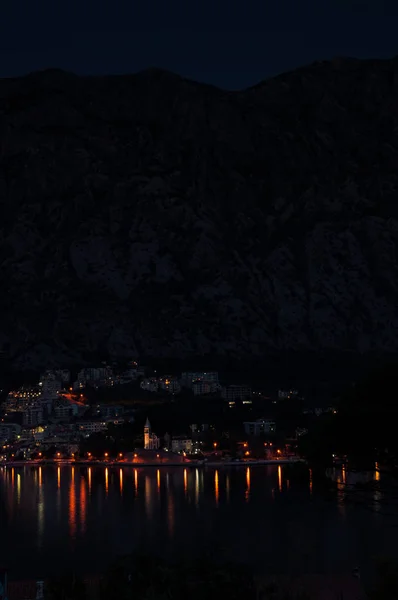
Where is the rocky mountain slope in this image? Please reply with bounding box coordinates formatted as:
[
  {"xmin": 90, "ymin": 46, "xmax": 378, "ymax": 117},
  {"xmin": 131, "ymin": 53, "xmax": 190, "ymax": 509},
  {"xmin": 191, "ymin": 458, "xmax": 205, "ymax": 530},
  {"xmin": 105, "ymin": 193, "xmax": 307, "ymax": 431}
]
[{"xmin": 1, "ymin": 58, "xmax": 398, "ymax": 370}]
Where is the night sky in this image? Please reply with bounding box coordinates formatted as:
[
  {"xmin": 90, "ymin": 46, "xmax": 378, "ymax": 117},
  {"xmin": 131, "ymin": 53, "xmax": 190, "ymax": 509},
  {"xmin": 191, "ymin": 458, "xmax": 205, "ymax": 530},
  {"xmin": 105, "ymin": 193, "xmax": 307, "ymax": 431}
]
[{"xmin": 2, "ymin": 0, "xmax": 398, "ymax": 89}]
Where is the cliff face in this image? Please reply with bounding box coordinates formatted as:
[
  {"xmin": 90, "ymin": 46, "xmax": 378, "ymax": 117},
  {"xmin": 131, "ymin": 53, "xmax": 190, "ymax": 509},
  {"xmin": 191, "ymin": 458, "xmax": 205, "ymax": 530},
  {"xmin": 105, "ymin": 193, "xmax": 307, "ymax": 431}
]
[{"xmin": 1, "ymin": 59, "xmax": 398, "ymax": 370}]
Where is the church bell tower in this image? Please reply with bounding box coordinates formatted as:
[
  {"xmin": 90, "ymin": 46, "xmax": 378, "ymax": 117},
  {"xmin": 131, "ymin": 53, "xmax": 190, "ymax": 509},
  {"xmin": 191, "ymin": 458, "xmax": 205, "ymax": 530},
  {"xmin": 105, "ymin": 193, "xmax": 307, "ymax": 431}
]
[{"xmin": 144, "ymin": 417, "xmax": 151, "ymax": 449}]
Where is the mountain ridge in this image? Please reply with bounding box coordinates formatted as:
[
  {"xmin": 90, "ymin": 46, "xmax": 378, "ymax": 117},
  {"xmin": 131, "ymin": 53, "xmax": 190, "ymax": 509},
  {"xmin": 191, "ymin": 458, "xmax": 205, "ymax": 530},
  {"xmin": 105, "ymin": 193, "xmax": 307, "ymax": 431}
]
[{"xmin": 2, "ymin": 56, "xmax": 398, "ymax": 371}]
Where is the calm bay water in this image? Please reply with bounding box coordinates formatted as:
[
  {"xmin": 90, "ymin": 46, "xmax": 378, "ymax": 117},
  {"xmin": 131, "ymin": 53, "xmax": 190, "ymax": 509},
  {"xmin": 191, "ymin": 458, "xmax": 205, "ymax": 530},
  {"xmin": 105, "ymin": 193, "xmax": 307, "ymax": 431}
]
[{"xmin": 0, "ymin": 464, "xmax": 396, "ymax": 581}]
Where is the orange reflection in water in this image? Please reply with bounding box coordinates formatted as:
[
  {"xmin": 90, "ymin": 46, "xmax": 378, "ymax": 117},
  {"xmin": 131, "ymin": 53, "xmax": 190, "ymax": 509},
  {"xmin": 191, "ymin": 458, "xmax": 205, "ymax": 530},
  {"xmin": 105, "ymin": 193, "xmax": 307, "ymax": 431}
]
[
  {"xmin": 119, "ymin": 468, "xmax": 124, "ymax": 494},
  {"xmin": 80, "ymin": 477, "xmax": 87, "ymax": 533},
  {"xmin": 69, "ymin": 468, "xmax": 76, "ymax": 538},
  {"xmin": 11, "ymin": 468, "xmax": 14, "ymax": 486},
  {"xmin": 134, "ymin": 469, "xmax": 138, "ymax": 493},
  {"xmin": 215, "ymin": 470, "xmax": 219, "ymax": 505},
  {"xmin": 38, "ymin": 467, "xmax": 42, "ymax": 487},
  {"xmin": 57, "ymin": 467, "xmax": 61, "ymax": 489},
  {"xmin": 88, "ymin": 467, "xmax": 92, "ymax": 494},
  {"xmin": 278, "ymin": 465, "xmax": 282, "ymax": 492},
  {"xmin": 184, "ymin": 469, "xmax": 187, "ymax": 495},
  {"xmin": 375, "ymin": 462, "xmax": 380, "ymax": 482},
  {"xmin": 245, "ymin": 467, "xmax": 251, "ymax": 501},
  {"xmin": 17, "ymin": 473, "xmax": 21, "ymax": 505},
  {"xmin": 157, "ymin": 469, "xmax": 160, "ymax": 490},
  {"xmin": 145, "ymin": 475, "xmax": 154, "ymax": 521},
  {"xmin": 195, "ymin": 469, "xmax": 200, "ymax": 506},
  {"xmin": 105, "ymin": 468, "xmax": 109, "ymax": 494},
  {"xmin": 342, "ymin": 465, "xmax": 346, "ymax": 484}
]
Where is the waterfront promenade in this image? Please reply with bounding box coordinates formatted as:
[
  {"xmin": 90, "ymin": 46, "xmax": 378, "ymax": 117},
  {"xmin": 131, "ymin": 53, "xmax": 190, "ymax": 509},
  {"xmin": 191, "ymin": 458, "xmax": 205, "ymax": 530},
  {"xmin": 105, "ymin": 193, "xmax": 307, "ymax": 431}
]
[{"xmin": 1, "ymin": 457, "xmax": 305, "ymax": 468}]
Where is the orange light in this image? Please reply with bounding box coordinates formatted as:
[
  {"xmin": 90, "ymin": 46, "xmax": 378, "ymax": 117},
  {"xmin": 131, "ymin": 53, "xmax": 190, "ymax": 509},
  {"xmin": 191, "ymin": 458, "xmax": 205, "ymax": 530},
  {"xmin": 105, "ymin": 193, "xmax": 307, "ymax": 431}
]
[
  {"xmin": 119, "ymin": 453, "xmax": 123, "ymax": 458},
  {"xmin": 134, "ymin": 453, "xmax": 138, "ymax": 458},
  {"xmin": 243, "ymin": 442, "xmax": 248, "ymax": 448},
  {"xmin": 156, "ymin": 454, "xmax": 159, "ymax": 458},
  {"xmin": 87, "ymin": 452, "xmax": 91, "ymax": 457},
  {"xmin": 57, "ymin": 452, "xmax": 61, "ymax": 457},
  {"xmin": 104, "ymin": 453, "xmax": 108, "ymax": 458},
  {"xmin": 213, "ymin": 442, "xmax": 217, "ymax": 448},
  {"xmin": 277, "ymin": 449, "xmax": 281, "ymax": 454},
  {"xmin": 38, "ymin": 452, "xmax": 42, "ymax": 457},
  {"xmin": 245, "ymin": 450, "xmax": 250, "ymax": 456}
]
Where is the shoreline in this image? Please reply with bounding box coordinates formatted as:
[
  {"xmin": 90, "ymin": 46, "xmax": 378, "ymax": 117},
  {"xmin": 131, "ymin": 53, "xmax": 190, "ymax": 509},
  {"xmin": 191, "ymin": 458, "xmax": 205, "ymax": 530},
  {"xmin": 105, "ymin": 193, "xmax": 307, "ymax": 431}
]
[{"xmin": 1, "ymin": 458, "xmax": 305, "ymax": 468}]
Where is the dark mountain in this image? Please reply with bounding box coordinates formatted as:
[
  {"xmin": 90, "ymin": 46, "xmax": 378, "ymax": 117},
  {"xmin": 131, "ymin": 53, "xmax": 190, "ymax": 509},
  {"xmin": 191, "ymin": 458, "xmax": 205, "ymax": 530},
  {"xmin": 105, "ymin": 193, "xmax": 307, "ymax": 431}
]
[{"xmin": 1, "ymin": 58, "xmax": 398, "ymax": 372}]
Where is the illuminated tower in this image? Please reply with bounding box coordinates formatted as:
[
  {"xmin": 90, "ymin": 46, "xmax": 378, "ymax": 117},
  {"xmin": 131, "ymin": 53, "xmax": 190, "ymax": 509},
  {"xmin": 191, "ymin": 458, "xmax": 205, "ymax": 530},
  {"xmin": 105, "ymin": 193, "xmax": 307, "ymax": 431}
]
[{"xmin": 144, "ymin": 418, "xmax": 151, "ymax": 450}]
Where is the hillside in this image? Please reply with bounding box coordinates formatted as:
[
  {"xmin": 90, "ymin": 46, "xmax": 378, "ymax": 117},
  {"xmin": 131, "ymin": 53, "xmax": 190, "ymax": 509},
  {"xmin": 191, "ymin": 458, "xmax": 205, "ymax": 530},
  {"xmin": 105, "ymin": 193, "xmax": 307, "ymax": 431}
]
[{"xmin": 1, "ymin": 58, "xmax": 398, "ymax": 370}]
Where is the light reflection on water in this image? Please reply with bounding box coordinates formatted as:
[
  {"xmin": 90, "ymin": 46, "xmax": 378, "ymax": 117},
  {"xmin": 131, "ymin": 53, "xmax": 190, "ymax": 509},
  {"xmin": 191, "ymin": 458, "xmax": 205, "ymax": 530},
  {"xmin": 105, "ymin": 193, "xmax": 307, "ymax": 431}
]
[{"xmin": 0, "ymin": 464, "xmax": 396, "ymax": 581}]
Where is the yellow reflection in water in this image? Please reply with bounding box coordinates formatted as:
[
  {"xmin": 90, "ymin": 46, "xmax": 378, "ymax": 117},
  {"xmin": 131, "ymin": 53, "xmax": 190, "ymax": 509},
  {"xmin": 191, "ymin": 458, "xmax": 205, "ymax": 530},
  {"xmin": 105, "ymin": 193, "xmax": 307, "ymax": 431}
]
[
  {"xmin": 88, "ymin": 467, "xmax": 92, "ymax": 494},
  {"xmin": 105, "ymin": 468, "xmax": 109, "ymax": 494},
  {"xmin": 157, "ymin": 469, "xmax": 160, "ymax": 490},
  {"xmin": 119, "ymin": 468, "xmax": 124, "ymax": 494},
  {"xmin": 184, "ymin": 469, "xmax": 187, "ymax": 495},
  {"xmin": 195, "ymin": 469, "xmax": 200, "ymax": 506},
  {"xmin": 278, "ymin": 465, "xmax": 282, "ymax": 492},
  {"xmin": 375, "ymin": 462, "xmax": 380, "ymax": 482},
  {"xmin": 17, "ymin": 473, "xmax": 21, "ymax": 505},
  {"xmin": 11, "ymin": 468, "xmax": 14, "ymax": 486},
  {"xmin": 38, "ymin": 466, "xmax": 42, "ymax": 487},
  {"xmin": 57, "ymin": 467, "xmax": 61, "ymax": 489},
  {"xmin": 134, "ymin": 469, "xmax": 138, "ymax": 493},
  {"xmin": 215, "ymin": 470, "xmax": 219, "ymax": 505}
]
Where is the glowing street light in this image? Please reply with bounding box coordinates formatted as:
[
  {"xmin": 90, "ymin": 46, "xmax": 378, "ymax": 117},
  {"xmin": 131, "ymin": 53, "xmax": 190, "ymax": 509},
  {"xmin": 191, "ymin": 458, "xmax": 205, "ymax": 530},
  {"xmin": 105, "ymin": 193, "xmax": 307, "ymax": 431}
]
[{"xmin": 104, "ymin": 453, "xmax": 109, "ymax": 458}]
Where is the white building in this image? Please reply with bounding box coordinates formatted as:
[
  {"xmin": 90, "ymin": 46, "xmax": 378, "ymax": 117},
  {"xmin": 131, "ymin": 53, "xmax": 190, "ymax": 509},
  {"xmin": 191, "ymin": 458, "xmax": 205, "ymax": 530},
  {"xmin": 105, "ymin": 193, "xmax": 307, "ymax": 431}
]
[
  {"xmin": 222, "ymin": 385, "xmax": 252, "ymax": 402},
  {"xmin": 278, "ymin": 389, "xmax": 299, "ymax": 400},
  {"xmin": 23, "ymin": 407, "xmax": 44, "ymax": 427},
  {"xmin": 140, "ymin": 378, "xmax": 159, "ymax": 393},
  {"xmin": 40, "ymin": 372, "xmax": 62, "ymax": 399},
  {"xmin": 181, "ymin": 372, "xmax": 219, "ymax": 388},
  {"xmin": 192, "ymin": 381, "xmax": 221, "ymax": 396},
  {"xmin": 171, "ymin": 437, "xmax": 193, "ymax": 453},
  {"xmin": 158, "ymin": 377, "xmax": 181, "ymax": 394},
  {"xmin": 243, "ymin": 419, "xmax": 276, "ymax": 436},
  {"xmin": 74, "ymin": 366, "xmax": 114, "ymax": 389},
  {"xmin": 0, "ymin": 423, "xmax": 21, "ymax": 443},
  {"xmin": 77, "ymin": 420, "xmax": 108, "ymax": 436}
]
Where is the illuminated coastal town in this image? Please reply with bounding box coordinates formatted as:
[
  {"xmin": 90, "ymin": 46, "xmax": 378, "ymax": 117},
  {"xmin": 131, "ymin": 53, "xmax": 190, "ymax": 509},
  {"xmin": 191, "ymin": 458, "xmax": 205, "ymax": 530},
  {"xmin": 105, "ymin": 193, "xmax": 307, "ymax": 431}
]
[{"xmin": 0, "ymin": 361, "xmax": 331, "ymax": 466}]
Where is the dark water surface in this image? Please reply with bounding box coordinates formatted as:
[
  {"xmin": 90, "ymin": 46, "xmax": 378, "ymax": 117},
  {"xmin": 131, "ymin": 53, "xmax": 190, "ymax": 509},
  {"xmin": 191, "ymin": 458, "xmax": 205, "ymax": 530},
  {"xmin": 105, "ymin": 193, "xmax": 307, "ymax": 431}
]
[{"xmin": 0, "ymin": 464, "xmax": 395, "ymax": 581}]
